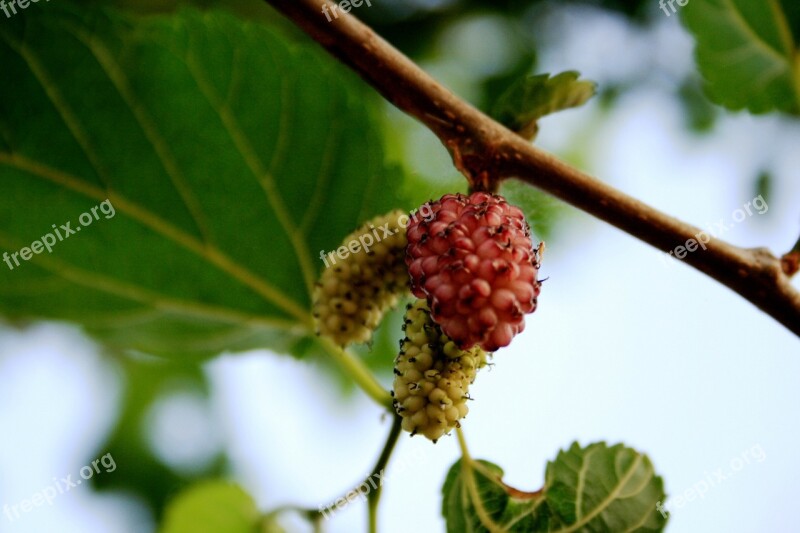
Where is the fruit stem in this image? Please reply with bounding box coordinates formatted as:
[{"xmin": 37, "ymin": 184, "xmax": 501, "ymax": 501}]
[
  {"xmin": 367, "ymin": 413, "xmax": 403, "ymax": 533},
  {"xmin": 456, "ymin": 426, "xmax": 473, "ymax": 464},
  {"xmin": 319, "ymin": 336, "xmax": 393, "ymax": 409},
  {"xmin": 455, "ymin": 428, "xmax": 504, "ymax": 533}
]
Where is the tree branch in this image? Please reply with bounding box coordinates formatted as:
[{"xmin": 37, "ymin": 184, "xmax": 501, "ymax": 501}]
[{"xmin": 264, "ymin": 0, "xmax": 800, "ymax": 337}]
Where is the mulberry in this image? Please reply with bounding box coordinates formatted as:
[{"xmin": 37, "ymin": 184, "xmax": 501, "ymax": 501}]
[
  {"xmin": 392, "ymin": 300, "xmax": 488, "ymax": 443},
  {"xmin": 406, "ymin": 192, "xmax": 542, "ymax": 351},
  {"xmin": 313, "ymin": 210, "xmax": 409, "ymax": 346}
]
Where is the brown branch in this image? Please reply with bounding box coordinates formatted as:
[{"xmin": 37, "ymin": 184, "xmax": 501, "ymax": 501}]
[{"xmin": 263, "ymin": 0, "xmax": 800, "ymax": 337}]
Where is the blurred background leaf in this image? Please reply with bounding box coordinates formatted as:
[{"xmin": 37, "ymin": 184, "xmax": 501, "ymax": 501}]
[
  {"xmin": 160, "ymin": 481, "xmax": 263, "ymax": 533},
  {"xmin": 682, "ymin": 0, "xmax": 800, "ymax": 115}
]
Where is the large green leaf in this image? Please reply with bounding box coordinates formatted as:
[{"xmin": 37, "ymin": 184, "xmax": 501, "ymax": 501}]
[
  {"xmin": 682, "ymin": 0, "xmax": 800, "ymax": 115},
  {"xmin": 0, "ymin": 4, "xmax": 402, "ymax": 361},
  {"xmin": 442, "ymin": 442, "xmax": 667, "ymax": 532}
]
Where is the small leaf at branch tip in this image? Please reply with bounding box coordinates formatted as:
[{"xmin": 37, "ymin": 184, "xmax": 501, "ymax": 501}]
[
  {"xmin": 491, "ymin": 71, "xmax": 597, "ymax": 139},
  {"xmin": 781, "ymin": 252, "xmax": 800, "ymax": 277}
]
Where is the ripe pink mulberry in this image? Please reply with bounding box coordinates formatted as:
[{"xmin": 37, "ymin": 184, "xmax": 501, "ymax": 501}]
[{"xmin": 406, "ymin": 192, "xmax": 542, "ymax": 351}]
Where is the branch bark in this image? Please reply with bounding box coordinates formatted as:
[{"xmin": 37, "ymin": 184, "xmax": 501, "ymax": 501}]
[{"xmin": 264, "ymin": 0, "xmax": 800, "ymax": 337}]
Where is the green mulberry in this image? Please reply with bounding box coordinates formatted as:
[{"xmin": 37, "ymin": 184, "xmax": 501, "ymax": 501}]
[
  {"xmin": 313, "ymin": 210, "xmax": 409, "ymax": 346},
  {"xmin": 392, "ymin": 300, "xmax": 489, "ymax": 442}
]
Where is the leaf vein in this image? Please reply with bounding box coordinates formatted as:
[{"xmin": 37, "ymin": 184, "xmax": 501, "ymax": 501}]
[
  {"xmin": 0, "ymin": 34, "xmax": 112, "ymax": 190},
  {"xmin": 0, "ymin": 152, "xmax": 309, "ymax": 323},
  {"xmin": 0, "ymin": 229, "xmax": 301, "ymax": 332},
  {"xmin": 554, "ymin": 453, "xmax": 645, "ymax": 533},
  {"xmin": 65, "ymin": 23, "xmax": 216, "ymax": 245},
  {"xmin": 184, "ymin": 42, "xmax": 318, "ymax": 298}
]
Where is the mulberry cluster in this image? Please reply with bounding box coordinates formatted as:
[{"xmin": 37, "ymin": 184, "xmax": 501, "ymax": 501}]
[
  {"xmin": 392, "ymin": 300, "xmax": 488, "ymax": 442},
  {"xmin": 313, "ymin": 210, "xmax": 409, "ymax": 346},
  {"xmin": 406, "ymin": 192, "xmax": 541, "ymax": 351}
]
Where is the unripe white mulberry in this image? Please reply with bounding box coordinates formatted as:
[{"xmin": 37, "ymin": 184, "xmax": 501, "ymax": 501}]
[
  {"xmin": 313, "ymin": 210, "xmax": 409, "ymax": 346},
  {"xmin": 392, "ymin": 299, "xmax": 489, "ymax": 443}
]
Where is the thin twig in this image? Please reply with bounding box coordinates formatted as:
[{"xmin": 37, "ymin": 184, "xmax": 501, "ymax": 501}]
[
  {"xmin": 367, "ymin": 413, "xmax": 403, "ymax": 533},
  {"xmin": 316, "ymin": 413, "xmax": 403, "ymax": 532},
  {"xmin": 264, "ymin": 0, "xmax": 800, "ymax": 337}
]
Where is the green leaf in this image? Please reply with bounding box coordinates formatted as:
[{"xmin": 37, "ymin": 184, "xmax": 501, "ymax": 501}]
[
  {"xmin": 492, "ymin": 71, "xmax": 596, "ymax": 138},
  {"xmin": 442, "ymin": 442, "xmax": 667, "ymax": 532},
  {"xmin": 682, "ymin": 0, "xmax": 800, "ymax": 115},
  {"xmin": 0, "ymin": 5, "xmax": 403, "ymax": 361},
  {"xmin": 160, "ymin": 481, "xmax": 261, "ymax": 533}
]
